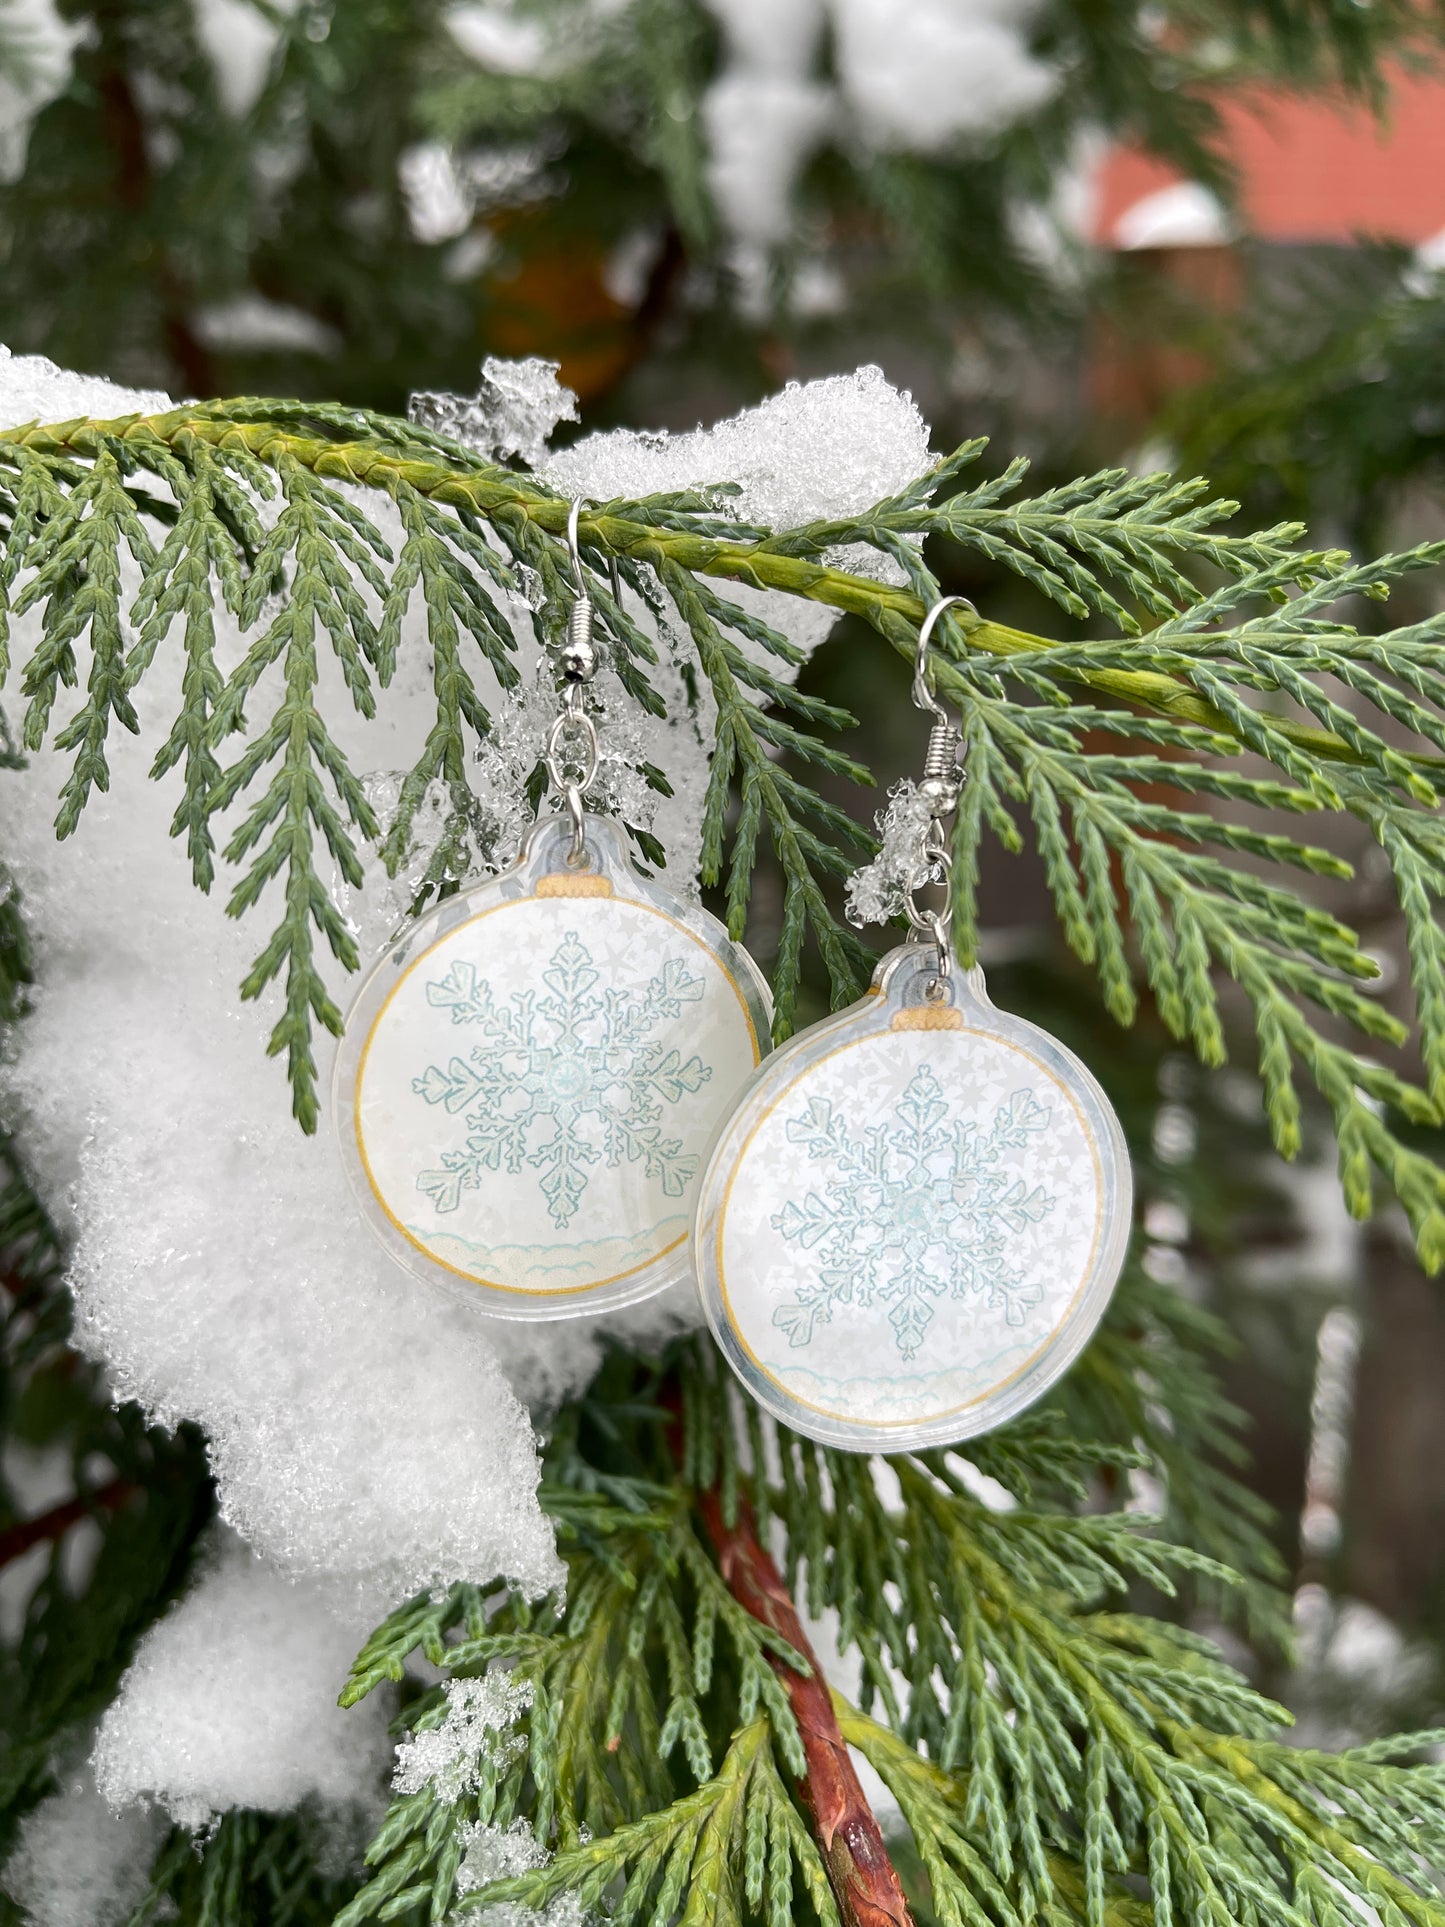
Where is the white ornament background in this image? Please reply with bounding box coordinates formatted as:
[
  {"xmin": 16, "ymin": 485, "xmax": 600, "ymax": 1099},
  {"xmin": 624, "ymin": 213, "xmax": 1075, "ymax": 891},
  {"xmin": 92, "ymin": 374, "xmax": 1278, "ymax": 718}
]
[
  {"xmin": 356, "ymin": 894, "xmax": 762, "ymax": 1297},
  {"xmin": 715, "ymin": 1027, "xmax": 1106, "ymax": 1429}
]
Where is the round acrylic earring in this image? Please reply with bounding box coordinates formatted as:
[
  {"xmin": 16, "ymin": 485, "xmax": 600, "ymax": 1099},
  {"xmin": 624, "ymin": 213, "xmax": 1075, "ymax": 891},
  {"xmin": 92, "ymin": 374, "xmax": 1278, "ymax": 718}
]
[
  {"xmin": 693, "ymin": 598, "xmax": 1132, "ymax": 1450},
  {"xmin": 337, "ymin": 501, "xmax": 773, "ymax": 1320}
]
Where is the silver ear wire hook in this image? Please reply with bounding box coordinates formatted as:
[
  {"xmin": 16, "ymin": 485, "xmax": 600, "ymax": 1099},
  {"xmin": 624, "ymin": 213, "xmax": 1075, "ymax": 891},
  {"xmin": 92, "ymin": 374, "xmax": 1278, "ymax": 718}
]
[
  {"xmin": 567, "ymin": 495, "xmax": 623, "ymax": 607},
  {"xmin": 566, "ymin": 496, "xmax": 587, "ymax": 598},
  {"xmin": 911, "ymin": 593, "xmax": 975, "ymax": 721}
]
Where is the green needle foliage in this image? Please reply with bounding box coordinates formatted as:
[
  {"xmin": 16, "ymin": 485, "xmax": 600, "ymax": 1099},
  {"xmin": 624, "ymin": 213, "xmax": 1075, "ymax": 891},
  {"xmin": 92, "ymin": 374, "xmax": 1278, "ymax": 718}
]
[
  {"xmin": 335, "ymin": 1333, "xmax": 1445, "ymax": 1927},
  {"xmin": 2, "ymin": 401, "xmax": 1445, "ymax": 1269},
  {"xmin": 120, "ymin": 1810, "xmax": 361, "ymax": 1927}
]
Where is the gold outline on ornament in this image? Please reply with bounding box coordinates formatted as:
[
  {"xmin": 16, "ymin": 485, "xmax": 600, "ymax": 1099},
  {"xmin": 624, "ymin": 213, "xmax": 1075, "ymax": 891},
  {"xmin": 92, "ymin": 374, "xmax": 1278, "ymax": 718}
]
[
  {"xmin": 356, "ymin": 887, "xmax": 763, "ymax": 1299},
  {"xmin": 711, "ymin": 1022, "xmax": 1106, "ymax": 1429}
]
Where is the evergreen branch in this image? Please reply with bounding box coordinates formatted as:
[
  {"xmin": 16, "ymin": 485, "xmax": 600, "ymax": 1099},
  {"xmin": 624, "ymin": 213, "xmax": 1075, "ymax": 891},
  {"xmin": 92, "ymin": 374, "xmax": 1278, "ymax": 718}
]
[
  {"xmin": 838, "ymin": 1699, "xmax": 1151, "ymax": 1927},
  {"xmin": 337, "ymin": 1333, "xmax": 1445, "ymax": 1927},
  {"xmin": 373, "ymin": 478, "xmax": 518, "ymax": 883},
  {"xmin": 3, "ymin": 401, "xmax": 1445, "ymax": 1264},
  {"xmin": 341, "ymin": 1585, "xmax": 492, "ymax": 1709},
  {"xmin": 340, "ymin": 1474, "xmax": 817, "ymax": 1927},
  {"xmin": 13, "ymin": 450, "xmax": 154, "ymax": 834},
  {"xmin": 0, "ymin": 409, "xmax": 1402, "ymax": 770},
  {"xmin": 934, "ymin": 688, "xmax": 1445, "ymax": 1260},
  {"xmin": 119, "ymin": 1810, "xmax": 357, "ymax": 1927},
  {"xmin": 1058, "ymin": 1271, "xmax": 1290, "ymax": 1645},
  {"xmin": 455, "ymin": 1719, "xmax": 836, "ymax": 1927},
  {"xmin": 206, "ymin": 455, "xmax": 389, "ymax": 1130}
]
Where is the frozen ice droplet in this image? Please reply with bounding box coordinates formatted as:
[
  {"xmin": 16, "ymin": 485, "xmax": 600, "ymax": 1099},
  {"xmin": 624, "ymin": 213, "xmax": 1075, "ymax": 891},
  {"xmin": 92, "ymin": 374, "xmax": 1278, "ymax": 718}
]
[
  {"xmin": 844, "ymin": 780, "xmax": 938, "ymax": 927},
  {"xmin": 409, "ymin": 355, "xmax": 579, "ymax": 469}
]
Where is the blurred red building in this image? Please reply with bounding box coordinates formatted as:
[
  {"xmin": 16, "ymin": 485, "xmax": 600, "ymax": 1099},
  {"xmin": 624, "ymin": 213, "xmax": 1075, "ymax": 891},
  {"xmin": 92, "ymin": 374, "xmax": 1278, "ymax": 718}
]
[{"xmin": 1087, "ymin": 68, "xmax": 1445, "ymax": 425}]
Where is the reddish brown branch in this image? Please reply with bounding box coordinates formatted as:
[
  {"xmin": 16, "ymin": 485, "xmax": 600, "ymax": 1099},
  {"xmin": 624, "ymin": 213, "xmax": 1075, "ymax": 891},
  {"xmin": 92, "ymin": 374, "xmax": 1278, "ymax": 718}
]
[
  {"xmin": 694, "ymin": 1486, "xmax": 914, "ymax": 1927},
  {"xmin": 0, "ymin": 1477, "xmax": 133, "ymax": 1569}
]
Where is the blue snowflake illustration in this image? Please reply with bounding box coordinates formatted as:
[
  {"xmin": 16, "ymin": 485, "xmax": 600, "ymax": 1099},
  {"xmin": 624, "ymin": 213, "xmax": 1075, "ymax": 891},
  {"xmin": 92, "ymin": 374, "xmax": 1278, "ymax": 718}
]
[
  {"xmin": 770, "ymin": 1065, "xmax": 1056, "ymax": 1359},
  {"xmin": 412, "ymin": 930, "xmax": 712, "ymax": 1228}
]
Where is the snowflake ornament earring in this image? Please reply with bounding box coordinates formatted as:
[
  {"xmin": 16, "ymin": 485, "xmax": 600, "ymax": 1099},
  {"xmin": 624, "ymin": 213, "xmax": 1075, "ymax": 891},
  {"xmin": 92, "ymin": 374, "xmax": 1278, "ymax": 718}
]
[
  {"xmin": 693, "ymin": 597, "xmax": 1132, "ymax": 1450},
  {"xmin": 336, "ymin": 501, "xmax": 772, "ymax": 1319}
]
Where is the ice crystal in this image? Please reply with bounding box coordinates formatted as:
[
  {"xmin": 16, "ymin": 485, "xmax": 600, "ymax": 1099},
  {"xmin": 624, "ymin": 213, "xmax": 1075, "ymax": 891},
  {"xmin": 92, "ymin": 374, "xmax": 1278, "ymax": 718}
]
[
  {"xmin": 415, "ymin": 933, "xmax": 711, "ymax": 1225},
  {"xmin": 844, "ymin": 779, "xmax": 939, "ymax": 927},
  {"xmin": 455, "ymin": 1817, "xmax": 589, "ymax": 1927},
  {"xmin": 771, "ymin": 1066, "xmax": 1057, "ymax": 1357},
  {"xmin": 410, "ymin": 355, "xmax": 579, "ymax": 468},
  {"xmin": 462, "ymin": 656, "xmax": 670, "ymax": 878},
  {"xmin": 392, "ymin": 1676, "xmax": 534, "ymax": 1804},
  {"xmin": 456, "ymin": 1816, "xmax": 548, "ymax": 1889}
]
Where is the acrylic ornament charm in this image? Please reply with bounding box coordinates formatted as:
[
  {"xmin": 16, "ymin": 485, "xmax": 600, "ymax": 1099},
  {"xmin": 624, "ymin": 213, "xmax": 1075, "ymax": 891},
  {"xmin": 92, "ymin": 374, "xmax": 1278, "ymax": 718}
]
[
  {"xmin": 694, "ymin": 944, "xmax": 1131, "ymax": 1452},
  {"xmin": 337, "ymin": 814, "xmax": 772, "ymax": 1320}
]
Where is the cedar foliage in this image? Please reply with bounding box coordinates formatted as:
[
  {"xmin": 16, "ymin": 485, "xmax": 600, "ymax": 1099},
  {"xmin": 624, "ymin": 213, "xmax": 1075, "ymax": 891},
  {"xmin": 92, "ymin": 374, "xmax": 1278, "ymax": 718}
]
[
  {"xmin": 6, "ymin": 5, "xmax": 1445, "ymax": 1923},
  {"xmin": 1, "ymin": 393, "xmax": 1445, "ymax": 1925}
]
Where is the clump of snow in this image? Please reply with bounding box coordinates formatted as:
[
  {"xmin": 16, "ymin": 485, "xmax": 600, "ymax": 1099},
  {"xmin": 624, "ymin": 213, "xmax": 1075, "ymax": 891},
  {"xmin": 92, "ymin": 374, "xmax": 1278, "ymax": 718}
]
[
  {"xmin": 400, "ymin": 140, "xmax": 477, "ymax": 245},
  {"xmin": 446, "ymin": 3, "xmax": 553, "ymax": 76},
  {"xmin": 192, "ymin": 295, "xmax": 340, "ymax": 356},
  {"xmin": 399, "ymin": 140, "xmax": 562, "ymax": 249},
  {"xmin": 832, "ymin": 0, "xmax": 1058, "ymax": 154},
  {"xmin": 700, "ymin": 0, "xmax": 830, "ymax": 261},
  {"xmin": 547, "ymin": 364, "xmax": 933, "ymax": 659},
  {"xmin": 1111, "ymin": 181, "xmax": 1233, "ymax": 252},
  {"xmin": 703, "ymin": 74, "xmax": 832, "ymax": 252},
  {"xmin": 0, "ymin": 345, "xmax": 170, "ymax": 425},
  {"xmin": 547, "ymin": 363, "xmax": 929, "ymax": 538},
  {"xmin": 90, "ymin": 1536, "xmax": 391, "ymax": 1831},
  {"xmin": 191, "ymin": 0, "xmax": 298, "ymax": 119},
  {"xmin": 1, "ymin": 1765, "xmax": 164, "ymax": 1927},
  {"xmin": 0, "ymin": 0, "xmax": 85, "ymax": 183},
  {"xmin": 392, "ymin": 1675, "xmax": 533, "ymax": 1803},
  {"xmin": 411, "ymin": 356, "xmax": 579, "ymax": 469},
  {"xmin": 2, "ymin": 764, "xmax": 564, "ymax": 1606}
]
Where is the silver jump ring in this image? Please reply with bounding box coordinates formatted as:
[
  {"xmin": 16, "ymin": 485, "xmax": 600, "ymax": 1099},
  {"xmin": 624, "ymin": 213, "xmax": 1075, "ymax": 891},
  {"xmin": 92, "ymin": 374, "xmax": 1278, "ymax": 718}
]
[
  {"xmin": 907, "ymin": 905, "xmax": 953, "ymax": 996},
  {"xmin": 912, "ymin": 593, "xmax": 977, "ymax": 721},
  {"xmin": 562, "ymin": 783, "xmax": 587, "ymax": 865},
  {"xmin": 545, "ymin": 708, "xmax": 599, "ymax": 799}
]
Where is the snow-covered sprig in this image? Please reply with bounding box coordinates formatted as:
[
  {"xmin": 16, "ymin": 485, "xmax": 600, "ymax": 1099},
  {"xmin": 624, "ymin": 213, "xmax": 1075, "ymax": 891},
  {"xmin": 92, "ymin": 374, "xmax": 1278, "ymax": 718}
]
[{"xmin": 3, "ymin": 400, "xmax": 1445, "ymax": 1274}]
